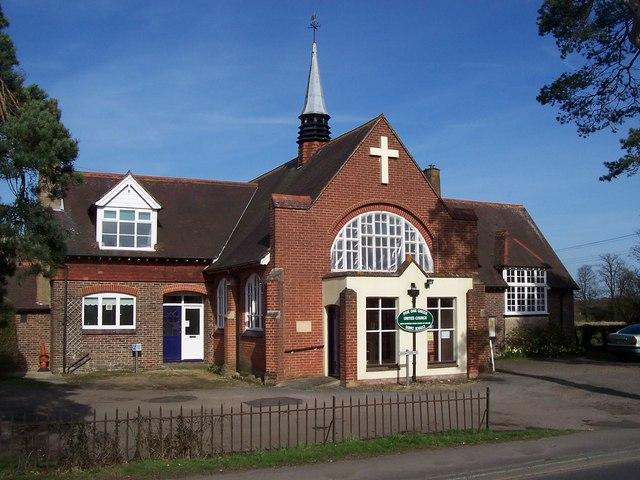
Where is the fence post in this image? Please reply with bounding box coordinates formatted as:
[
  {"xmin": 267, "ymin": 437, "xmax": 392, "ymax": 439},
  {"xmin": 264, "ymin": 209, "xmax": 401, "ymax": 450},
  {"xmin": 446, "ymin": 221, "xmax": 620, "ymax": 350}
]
[
  {"xmin": 485, "ymin": 387, "xmax": 490, "ymax": 431},
  {"xmin": 331, "ymin": 396, "xmax": 336, "ymax": 443}
]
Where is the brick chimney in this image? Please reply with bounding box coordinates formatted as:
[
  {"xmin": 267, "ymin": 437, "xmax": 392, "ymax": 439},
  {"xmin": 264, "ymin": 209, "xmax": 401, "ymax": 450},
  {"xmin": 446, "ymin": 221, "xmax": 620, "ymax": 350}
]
[{"xmin": 423, "ymin": 164, "xmax": 441, "ymax": 196}]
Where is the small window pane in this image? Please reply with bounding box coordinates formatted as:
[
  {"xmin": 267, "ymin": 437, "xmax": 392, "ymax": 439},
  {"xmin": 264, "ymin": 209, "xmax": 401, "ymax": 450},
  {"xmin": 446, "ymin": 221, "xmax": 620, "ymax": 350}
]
[
  {"xmin": 83, "ymin": 298, "xmax": 98, "ymax": 326},
  {"xmin": 440, "ymin": 298, "xmax": 454, "ymax": 308},
  {"xmin": 102, "ymin": 298, "xmax": 117, "ymax": 326},
  {"xmin": 120, "ymin": 223, "xmax": 135, "ymax": 235},
  {"xmin": 103, "ymin": 210, "xmax": 117, "ymax": 219},
  {"xmin": 102, "ymin": 221, "xmax": 117, "ymax": 234},
  {"xmin": 441, "ymin": 334, "xmax": 454, "ymax": 362},
  {"xmin": 120, "ymin": 210, "xmax": 135, "ymax": 221},
  {"xmin": 381, "ymin": 310, "xmax": 396, "ymax": 330},
  {"xmin": 440, "ymin": 309, "xmax": 454, "ymax": 329},
  {"xmin": 366, "ymin": 309, "xmax": 378, "ymax": 331},
  {"xmin": 381, "ymin": 332, "xmax": 396, "ymax": 364},
  {"xmin": 184, "ymin": 295, "xmax": 203, "ymax": 304},
  {"xmin": 164, "ymin": 295, "xmax": 182, "ymax": 304},
  {"xmin": 138, "ymin": 211, "xmax": 151, "ymax": 221},
  {"xmin": 366, "ymin": 332, "xmax": 379, "ymax": 366},
  {"xmin": 102, "ymin": 234, "xmax": 117, "ymax": 247},
  {"xmin": 381, "ymin": 298, "xmax": 396, "ymax": 309},
  {"xmin": 137, "ymin": 236, "xmax": 151, "ymax": 248},
  {"xmin": 120, "ymin": 298, "xmax": 134, "ymax": 326},
  {"xmin": 427, "ymin": 297, "xmax": 438, "ymax": 308},
  {"xmin": 366, "ymin": 298, "xmax": 378, "ymax": 309},
  {"xmin": 120, "ymin": 235, "xmax": 135, "ymax": 248},
  {"xmin": 137, "ymin": 223, "xmax": 151, "ymax": 236}
]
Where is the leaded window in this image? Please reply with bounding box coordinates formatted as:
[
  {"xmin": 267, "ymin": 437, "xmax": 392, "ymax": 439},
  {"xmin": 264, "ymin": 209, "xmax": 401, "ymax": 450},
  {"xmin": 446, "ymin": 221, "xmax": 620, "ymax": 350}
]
[
  {"xmin": 245, "ymin": 274, "xmax": 263, "ymax": 331},
  {"xmin": 331, "ymin": 212, "xmax": 432, "ymax": 272},
  {"xmin": 503, "ymin": 268, "xmax": 547, "ymax": 314},
  {"xmin": 216, "ymin": 280, "xmax": 227, "ymax": 329}
]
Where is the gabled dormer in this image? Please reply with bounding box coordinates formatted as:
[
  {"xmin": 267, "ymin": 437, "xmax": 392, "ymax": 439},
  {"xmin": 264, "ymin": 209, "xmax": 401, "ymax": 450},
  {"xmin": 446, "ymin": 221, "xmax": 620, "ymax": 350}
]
[{"xmin": 94, "ymin": 173, "xmax": 161, "ymax": 251}]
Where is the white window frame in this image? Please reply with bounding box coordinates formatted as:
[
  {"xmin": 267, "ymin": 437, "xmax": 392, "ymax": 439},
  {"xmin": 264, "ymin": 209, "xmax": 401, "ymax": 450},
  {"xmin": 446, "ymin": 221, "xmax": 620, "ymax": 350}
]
[
  {"xmin": 503, "ymin": 268, "xmax": 548, "ymax": 315},
  {"xmin": 245, "ymin": 274, "xmax": 263, "ymax": 331},
  {"xmin": 365, "ymin": 297, "xmax": 398, "ymax": 367},
  {"xmin": 82, "ymin": 293, "xmax": 136, "ymax": 329},
  {"xmin": 427, "ymin": 297, "xmax": 457, "ymax": 363},
  {"xmin": 216, "ymin": 280, "xmax": 227, "ymax": 329},
  {"xmin": 330, "ymin": 211, "xmax": 433, "ymax": 273},
  {"xmin": 96, "ymin": 206, "xmax": 157, "ymax": 251}
]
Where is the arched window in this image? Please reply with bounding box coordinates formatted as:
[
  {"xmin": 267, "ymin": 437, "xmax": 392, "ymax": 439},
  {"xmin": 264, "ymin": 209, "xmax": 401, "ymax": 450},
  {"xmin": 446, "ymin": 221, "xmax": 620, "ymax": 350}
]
[
  {"xmin": 330, "ymin": 211, "xmax": 432, "ymax": 272},
  {"xmin": 245, "ymin": 274, "xmax": 263, "ymax": 331},
  {"xmin": 216, "ymin": 279, "xmax": 227, "ymax": 329}
]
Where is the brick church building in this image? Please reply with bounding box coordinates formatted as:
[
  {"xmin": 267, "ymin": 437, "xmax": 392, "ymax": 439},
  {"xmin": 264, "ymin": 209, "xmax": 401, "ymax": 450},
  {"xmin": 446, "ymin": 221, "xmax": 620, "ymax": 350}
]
[{"xmin": 7, "ymin": 40, "xmax": 577, "ymax": 384}]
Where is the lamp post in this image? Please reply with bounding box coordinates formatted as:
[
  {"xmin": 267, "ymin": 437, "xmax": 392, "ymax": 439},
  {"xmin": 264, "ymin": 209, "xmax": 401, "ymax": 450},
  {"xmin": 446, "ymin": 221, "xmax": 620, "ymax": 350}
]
[{"xmin": 407, "ymin": 283, "xmax": 420, "ymax": 382}]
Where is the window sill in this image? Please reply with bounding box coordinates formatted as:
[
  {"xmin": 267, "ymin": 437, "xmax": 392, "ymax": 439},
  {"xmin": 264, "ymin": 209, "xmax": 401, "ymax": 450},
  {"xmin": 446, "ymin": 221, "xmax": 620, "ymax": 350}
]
[
  {"xmin": 83, "ymin": 328, "xmax": 136, "ymax": 335},
  {"xmin": 427, "ymin": 361, "xmax": 458, "ymax": 369},
  {"xmin": 503, "ymin": 312, "xmax": 549, "ymax": 317},
  {"xmin": 367, "ymin": 364, "xmax": 399, "ymax": 372},
  {"xmin": 241, "ymin": 329, "xmax": 264, "ymax": 338}
]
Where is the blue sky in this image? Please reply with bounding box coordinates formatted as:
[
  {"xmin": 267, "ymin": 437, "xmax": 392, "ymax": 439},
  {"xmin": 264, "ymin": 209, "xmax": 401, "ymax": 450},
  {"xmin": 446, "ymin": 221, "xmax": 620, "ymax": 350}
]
[{"xmin": 3, "ymin": 0, "xmax": 639, "ymax": 276}]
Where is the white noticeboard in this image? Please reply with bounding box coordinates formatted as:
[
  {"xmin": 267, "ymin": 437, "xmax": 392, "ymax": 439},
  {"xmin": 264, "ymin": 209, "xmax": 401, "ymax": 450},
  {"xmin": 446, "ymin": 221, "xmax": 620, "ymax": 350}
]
[{"xmin": 441, "ymin": 331, "xmax": 451, "ymax": 339}]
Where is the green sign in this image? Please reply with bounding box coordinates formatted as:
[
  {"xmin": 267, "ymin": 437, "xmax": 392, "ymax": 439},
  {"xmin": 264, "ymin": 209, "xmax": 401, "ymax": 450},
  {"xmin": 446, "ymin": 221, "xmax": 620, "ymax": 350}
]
[{"xmin": 396, "ymin": 308, "xmax": 434, "ymax": 333}]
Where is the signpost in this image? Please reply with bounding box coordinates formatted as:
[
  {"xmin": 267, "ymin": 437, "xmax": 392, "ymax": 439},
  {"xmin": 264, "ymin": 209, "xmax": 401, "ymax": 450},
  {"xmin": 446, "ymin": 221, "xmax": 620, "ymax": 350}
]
[
  {"xmin": 400, "ymin": 350, "xmax": 418, "ymax": 386},
  {"xmin": 132, "ymin": 343, "xmax": 142, "ymax": 373},
  {"xmin": 398, "ymin": 283, "xmax": 435, "ymax": 384}
]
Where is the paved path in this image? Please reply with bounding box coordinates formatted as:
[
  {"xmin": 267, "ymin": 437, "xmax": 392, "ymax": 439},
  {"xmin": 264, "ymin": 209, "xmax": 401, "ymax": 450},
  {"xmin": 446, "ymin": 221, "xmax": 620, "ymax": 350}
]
[
  {"xmin": 185, "ymin": 427, "xmax": 640, "ymax": 480},
  {"xmin": 2, "ymin": 357, "xmax": 639, "ymax": 433}
]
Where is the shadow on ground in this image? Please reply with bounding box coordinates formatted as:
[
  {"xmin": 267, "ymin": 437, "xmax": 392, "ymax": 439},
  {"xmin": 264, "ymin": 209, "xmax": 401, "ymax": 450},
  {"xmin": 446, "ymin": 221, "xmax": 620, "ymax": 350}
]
[
  {"xmin": 496, "ymin": 367, "xmax": 640, "ymax": 402},
  {"xmin": 0, "ymin": 378, "xmax": 91, "ymax": 421}
]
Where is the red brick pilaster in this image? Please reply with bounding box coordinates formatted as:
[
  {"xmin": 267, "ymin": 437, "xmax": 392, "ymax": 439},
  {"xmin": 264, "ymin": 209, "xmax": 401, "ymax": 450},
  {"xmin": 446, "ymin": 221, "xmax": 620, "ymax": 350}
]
[
  {"xmin": 339, "ymin": 288, "xmax": 357, "ymax": 386},
  {"xmin": 224, "ymin": 278, "xmax": 239, "ymax": 373},
  {"xmin": 466, "ymin": 277, "xmax": 488, "ymax": 378},
  {"xmin": 264, "ymin": 268, "xmax": 284, "ymax": 383}
]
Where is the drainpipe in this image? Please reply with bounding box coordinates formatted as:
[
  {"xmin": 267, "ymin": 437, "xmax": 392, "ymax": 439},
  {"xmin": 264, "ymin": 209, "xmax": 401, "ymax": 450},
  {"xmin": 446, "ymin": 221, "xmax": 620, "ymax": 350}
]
[{"xmin": 62, "ymin": 263, "xmax": 69, "ymax": 374}]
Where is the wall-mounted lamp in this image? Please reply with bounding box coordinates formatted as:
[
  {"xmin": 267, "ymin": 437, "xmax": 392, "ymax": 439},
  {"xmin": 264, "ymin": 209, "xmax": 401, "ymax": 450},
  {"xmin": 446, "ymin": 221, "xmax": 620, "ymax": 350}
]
[{"xmin": 424, "ymin": 279, "xmax": 434, "ymax": 289}]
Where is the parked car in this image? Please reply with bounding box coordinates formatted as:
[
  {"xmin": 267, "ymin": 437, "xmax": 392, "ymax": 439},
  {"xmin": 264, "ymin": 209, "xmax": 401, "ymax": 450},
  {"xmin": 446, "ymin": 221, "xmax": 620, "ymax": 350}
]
[{"xmin": 607, "ymin": 324, "xmax": 640, "ymax": 358}]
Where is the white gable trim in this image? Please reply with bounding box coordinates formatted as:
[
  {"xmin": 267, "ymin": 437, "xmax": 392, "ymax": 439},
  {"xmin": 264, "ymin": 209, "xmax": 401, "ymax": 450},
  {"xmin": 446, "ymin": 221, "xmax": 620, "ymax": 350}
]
[{"xmin": 95, "ymin": 173, "xmax": 162, "ymax": 210}]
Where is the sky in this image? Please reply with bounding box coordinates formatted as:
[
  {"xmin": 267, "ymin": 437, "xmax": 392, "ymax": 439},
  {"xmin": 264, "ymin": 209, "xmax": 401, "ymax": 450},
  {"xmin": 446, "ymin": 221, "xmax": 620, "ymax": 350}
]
[{"xmin": 3, "ymin": 0, "xmax": 639, "ymax": 277}]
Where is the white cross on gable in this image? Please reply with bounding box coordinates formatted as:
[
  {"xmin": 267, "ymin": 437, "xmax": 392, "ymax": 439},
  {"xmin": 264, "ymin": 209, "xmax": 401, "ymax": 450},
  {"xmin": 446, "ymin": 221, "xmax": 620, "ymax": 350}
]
[{"xmin": 369, "ymin": 136, "xmax": 399, "ymax": 184}]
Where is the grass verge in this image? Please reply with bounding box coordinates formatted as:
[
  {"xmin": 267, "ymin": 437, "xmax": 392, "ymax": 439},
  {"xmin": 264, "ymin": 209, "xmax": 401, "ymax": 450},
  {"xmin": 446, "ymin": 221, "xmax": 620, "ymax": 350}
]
[{"xmin": 2, "ymin": 428, "xmax": 571, "ymax": 480}]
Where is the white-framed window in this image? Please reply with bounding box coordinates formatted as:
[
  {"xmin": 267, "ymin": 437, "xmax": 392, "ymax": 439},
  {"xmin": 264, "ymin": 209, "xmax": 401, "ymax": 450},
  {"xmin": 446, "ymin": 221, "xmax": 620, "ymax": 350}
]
[
  {"xmin": 97, "ymin": 207, "xmax": 156, "ymax": 250},
  {"xmin": 427, "ymin": 297, "xmax": 456, "ymax": 363},
  {"xmin": 82, "ymin": 293, "xmax": 136, "ymax": 329},
  {"xmin": 245, "ymin": 274, "xmax": 263, "ymax": 331},
  {"xmin": 216, "ymin": 280, "xmax": 227, "ymax": 329},
  {"xmin": 331, "ymin": 211, "xmax": 432, "ymax": 272},
  {"xmin": 503, "ymin": 268, "xmax": 547, "ymax": 315},
  {"xmin": 365, "ymin": 297, "xmax": 397, "ymax": 367}
]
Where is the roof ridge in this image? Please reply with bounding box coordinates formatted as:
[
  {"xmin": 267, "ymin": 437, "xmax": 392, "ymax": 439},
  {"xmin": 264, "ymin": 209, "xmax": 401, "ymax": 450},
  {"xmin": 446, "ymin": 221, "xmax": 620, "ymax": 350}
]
[
  {"xmin": 444, "ymin": 197, "xmax": 524, "ymax": 208},
  {"xmin": 79, "ymin": 171, "xmax": 257, "ymax": 188}
]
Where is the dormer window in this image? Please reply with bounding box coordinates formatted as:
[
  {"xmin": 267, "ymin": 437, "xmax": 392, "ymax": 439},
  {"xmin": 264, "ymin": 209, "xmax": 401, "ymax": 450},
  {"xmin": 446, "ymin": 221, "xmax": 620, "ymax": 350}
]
[
  {"xmin": 99, "ymin": 208, "xmax": 153, "ymax": 249},
  {"xmin": 94, "ymin": 173, "xmax": 161, "ymax": 251}
]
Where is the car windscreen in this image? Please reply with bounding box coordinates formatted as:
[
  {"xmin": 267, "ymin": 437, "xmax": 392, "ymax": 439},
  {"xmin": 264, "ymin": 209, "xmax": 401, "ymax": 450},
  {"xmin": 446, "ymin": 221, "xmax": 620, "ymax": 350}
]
[{"xmin": 618, "ymin": 324, "xmax": 640, "ymax": 335}]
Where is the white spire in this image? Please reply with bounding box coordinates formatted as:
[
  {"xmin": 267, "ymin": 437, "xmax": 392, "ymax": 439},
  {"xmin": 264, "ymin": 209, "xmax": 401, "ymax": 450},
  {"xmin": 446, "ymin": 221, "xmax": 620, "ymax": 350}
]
[{"xmin": 301, "ymin": 42, "xmax": 328, "ymax": 115}]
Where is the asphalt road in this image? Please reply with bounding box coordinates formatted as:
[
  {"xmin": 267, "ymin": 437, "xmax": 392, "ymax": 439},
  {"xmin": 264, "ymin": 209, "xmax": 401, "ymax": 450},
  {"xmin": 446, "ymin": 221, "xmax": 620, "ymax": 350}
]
[{"xmin": 188, "ymin": 428, "xmax": 640, "ymax": 480}]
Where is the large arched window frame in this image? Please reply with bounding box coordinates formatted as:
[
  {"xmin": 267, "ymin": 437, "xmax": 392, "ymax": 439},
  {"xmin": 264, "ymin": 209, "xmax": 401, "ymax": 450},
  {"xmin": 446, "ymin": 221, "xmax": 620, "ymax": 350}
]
[
  {"xmin": 330, "ymin": 211, "xmax": 433, "ymax": 272},
  {"xmin": 245, "ymin": 274, "xmax": 263, "ymax": 331},
  {"xmin": 216, "ymin": 279, "xmax": 227, "ymax": 329}
]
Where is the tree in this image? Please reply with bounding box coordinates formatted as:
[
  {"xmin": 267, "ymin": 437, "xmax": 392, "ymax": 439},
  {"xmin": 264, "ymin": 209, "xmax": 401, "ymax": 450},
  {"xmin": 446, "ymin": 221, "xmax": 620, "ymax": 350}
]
[
  {"xmin": 598, "ymin": 253, "xmax": 626, "ymax": 300},
  {"xmin": 616, "ymin": 266, "xmax": 640, "ymax": 323},
  {"xmin": 576, "ymin": 264, "xmax": 600, "ymax": 302},
  {"xmin": 537, "ymin": 0, "xmax": 640, "ymax": 180},
  {"xmin": 631, "ymin": 229, "xmax": 640, "ymax": 263},
  {"xmin": 0, "ymin": 5, "xmax": 79, "ymax": 305}
]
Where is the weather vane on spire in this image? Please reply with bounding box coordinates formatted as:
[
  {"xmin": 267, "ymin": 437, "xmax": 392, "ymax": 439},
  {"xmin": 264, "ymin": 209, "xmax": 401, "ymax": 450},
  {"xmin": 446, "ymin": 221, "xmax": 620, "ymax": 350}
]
[{"xmin": 308, "ymin": 13, "xmax": 320, "ymax": 43}]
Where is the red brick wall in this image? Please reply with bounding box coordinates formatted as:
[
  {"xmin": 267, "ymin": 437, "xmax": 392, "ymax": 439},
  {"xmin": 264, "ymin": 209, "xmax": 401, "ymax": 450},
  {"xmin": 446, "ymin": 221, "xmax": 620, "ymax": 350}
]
[
  {"xmin": 339, "ymin": 288, "xmax": 357, "ymax": 385},
  {"xmin": 14, "ymin": 312, "xmax": 51, "ymax": 371},
  {"xmin": 466, "ymin": 279, "xmax": 489, "ymax": 377},
  {"xmin": 50, "ymin": 262, "xmax": 212, "ymax": 373},
  {"xmin": 270, "ymin": 117, "xmax": 479, "ymax": 380}
]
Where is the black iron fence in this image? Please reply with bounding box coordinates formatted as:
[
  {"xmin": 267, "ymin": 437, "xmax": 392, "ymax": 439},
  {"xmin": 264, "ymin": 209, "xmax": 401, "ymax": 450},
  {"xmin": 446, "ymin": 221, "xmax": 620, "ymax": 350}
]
[{"xmin": 1, "ymin": 388, "xmax": 489, "ymax": 469}]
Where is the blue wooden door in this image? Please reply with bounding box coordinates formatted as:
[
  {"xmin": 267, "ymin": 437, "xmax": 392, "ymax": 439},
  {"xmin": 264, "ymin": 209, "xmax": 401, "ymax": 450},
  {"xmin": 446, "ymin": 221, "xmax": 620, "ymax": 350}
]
[{"xmin": 163, "ymin": 305, "xmax": 182, "ymax": 362}]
